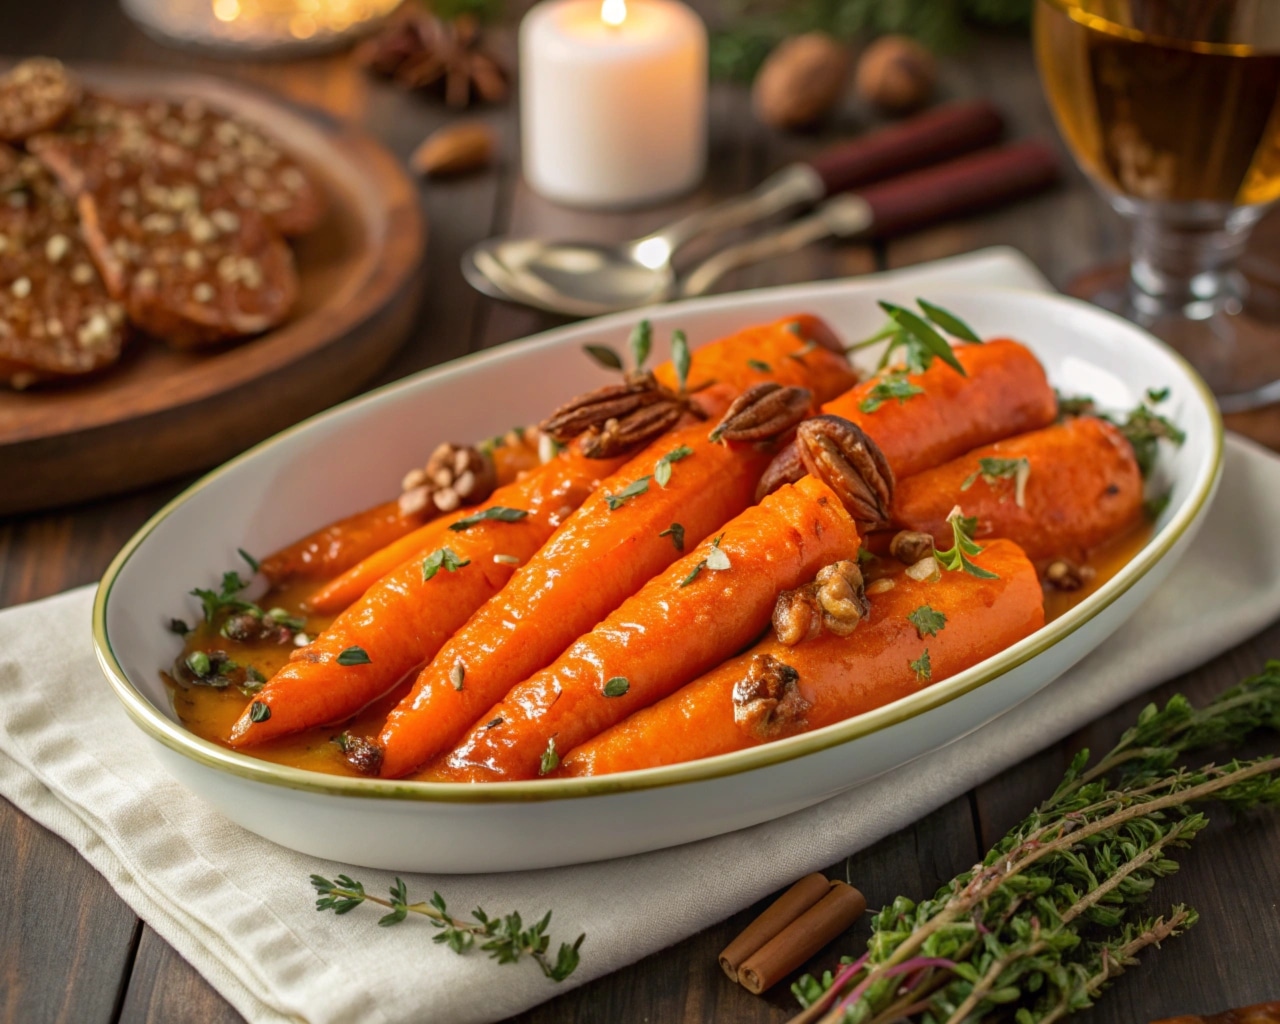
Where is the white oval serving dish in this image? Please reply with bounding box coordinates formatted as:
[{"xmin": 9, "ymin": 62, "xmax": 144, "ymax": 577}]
[{"xmin": 93, "ymin": 275, "xmax": 1223, "ymax": 873}]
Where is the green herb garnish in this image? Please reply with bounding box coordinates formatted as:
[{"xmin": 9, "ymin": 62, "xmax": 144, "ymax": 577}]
[
  {"xmin": 961, "ymin": 456, "xmax": 1031, "ymax": 507},
  {"xmin": 935, "ymin": 507, "xmax": 999, "ymax": 580},
  {"xmin": 1056, "ymin": 390, "xmax": 1098, "ymax": 418},
  {"xmin": 909, "ymin": 648, "xmax": 932, "ymax": 682},
  {"xmin": 789, "ymin": 340, "xmax": 817, "ymax": 361},
  {"xmin": 337, "ymin": 646, "xmax": 371, "ymax": 666},
  {"xmin": 629, "ymin": 319, "xmax": 652, "ymax": 369},
  {"xmin": 583, "ymin": 344, "xmax": 623, "ymax": 371},
  {"xmin": 249, "ymin": 700, "xmax": 271, "ymax": 723},
  {"xmin": 653, "ymin": 445, "xmax": 693, "ymax": 488},
  {"xmin": 190, "ymin": 570, "xmax": 258, "ymax": 623},
  {"xmin": 858, "ymin": 371, "xmax": 924, "ymax": 414},
  {"xmin": 1145, "ymin": 489, "xmax": 1172, "ymax": 520},
  {"xmin": 604, "ymin": 476, "xmax": 651, "ymax": 511},
  {"xmin": 186, "ymin": 650, "xmax": 212, "ymax": 677},
  {"xmin": 422, "ymin": 547, "xmax": 470, "ymax": 580},
  {"xmin": 908, "ymin": 605, "xmax": 946, "ymax": 639},
  {"xmin": 679, "ymin": 533, "xmax": 729, "ymax": 586},
  {"xmin": 311, "ymin": 875, "xmax": 583, "ymax": 982},
  {"xmin": 168, "ymin": 618, "xmax": 190, "ymax": 636},
  {"xmin": 1110, "ymin": 402, "xmax": 1186, "ymax": 477},
  {"xmin": 848, "ymin": 298, "xmax": 979, "ymax": 376},
  {"xmin": 672, "ymin": 329, "xmax": 691, "ymax": 392},
  {"xmin": 747, "ymin": 358, "xmax": 771, "ymax": 372},
  {"xmin": 237, "ymin": 548, "xmax": 260, "ymax": 574},
  {"xmin": 659, "ymin": 523, "xmax": 685, "ymax": 551},
  {"xmin": 449, "ymin": 506, "xmax": 529, "ymax": 531},
  {"xmin": 603, "ymin": 676, "xmax": 630, "ymax": 698},
  {"xmin": 539, "ymin": 737, "xmax": 559, "ymax": 776}
]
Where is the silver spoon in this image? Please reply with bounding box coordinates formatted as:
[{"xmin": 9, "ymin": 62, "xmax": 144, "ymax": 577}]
[{"xmin": 462, "ymin": 100, "xmax": 1005, "ymax": 316}]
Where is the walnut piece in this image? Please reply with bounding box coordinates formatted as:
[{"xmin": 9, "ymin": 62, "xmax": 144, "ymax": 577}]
[
  {"xmin": 732, "ymin": 654, "xmax": 811, "ymax": 739},
  {"xmin": 889, "ymin": 530, "xmax": 934, "ymax": 565},
  {"xmin": 1045, "ymin": 558, "xmax": 1096, "ymax": 591},
  {"xmin": 774, "ymin": 559, "xmax": 868, "ymax": 644},
  {"xmin": 400, "ymin": 442, "xmax": 496, "ymax": 516}
]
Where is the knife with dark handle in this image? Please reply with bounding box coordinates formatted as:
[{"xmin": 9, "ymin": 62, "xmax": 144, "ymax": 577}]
[{"xmin": 679, "ymin": 140, "xmax": 1061, "ymax": 298}]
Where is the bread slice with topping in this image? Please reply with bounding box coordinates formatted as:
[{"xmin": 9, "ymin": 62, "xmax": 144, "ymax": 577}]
[{"xmin": 0, "ymin": 145, "xmax": 126, "ymax": 389}]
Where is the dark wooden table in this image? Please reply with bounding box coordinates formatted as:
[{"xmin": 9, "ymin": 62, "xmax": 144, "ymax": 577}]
[{"xmin": 4, "ymin": 5, "xmax": 1279, "ymax": 1023}]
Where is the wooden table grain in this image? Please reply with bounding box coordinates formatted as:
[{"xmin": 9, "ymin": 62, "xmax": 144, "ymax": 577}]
[{"xmin": 3, "ymin": 5, "xmax": 1279, "ymax": 1023}]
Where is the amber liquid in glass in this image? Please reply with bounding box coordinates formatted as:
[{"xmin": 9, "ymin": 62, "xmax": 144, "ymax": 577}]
[{"xmin": 1035, "ymin": 0, "xmax": 1280, "ymax": 208}]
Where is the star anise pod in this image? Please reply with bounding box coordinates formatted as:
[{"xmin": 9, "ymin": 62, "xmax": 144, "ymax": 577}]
[{"xmin": 354, "ymin": 8, "xmax": 508, "ymax": 108}]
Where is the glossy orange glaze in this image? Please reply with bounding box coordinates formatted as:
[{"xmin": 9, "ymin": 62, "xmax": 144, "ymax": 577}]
[
  {"xmin": 256, "ymin": 432, "xmax": 543, "ymax": 587},
  {"xmin": 827, "ymin": 339, "xmax": 1058, "ymax": 480},
  {"xmin": 889, "ymin": 416, "xmax": 1145, "ymax": 564},
  {"xmin": 651, "ymin": 313, "xmax": 858, "ymax": 401},
  {"xmin": 429, "ymin": 473, "xmax": 864, "ymax": 782},
  {"xmin": 375, "ymin": 387, "xmax": 765, "ymax": 779},
  {"xmin": 560, "ymin": 539, "xmax": 1043, "ymax": 776}
]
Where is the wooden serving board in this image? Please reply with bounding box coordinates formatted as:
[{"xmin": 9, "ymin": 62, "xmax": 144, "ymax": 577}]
[{"xmin": 0, "ymin": 64, "xmax": 426, "ymax": 514}]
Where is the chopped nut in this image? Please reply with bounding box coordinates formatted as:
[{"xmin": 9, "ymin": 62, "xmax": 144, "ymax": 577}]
[
  {"xmin": 866, "ymin": 578, "xmax": 895, "ymax": 595},
  {"xmin": 905, "ymin": 555, "xmax": 941, "ymax": 582},
  {"xmin": 399, "ymin": 442, "xmax": 496, "ymax": 518},
  {"xmin": 814, "ymin": 560, "xmax": 869, "ymax": 636},
  {"xmin": 44, "ymin": 233, "xmax": 68, "ymax": 263},
  {"xmin": 732, "ymin": 654, "xmax": 810, "ymax": 739},
  {"xmin": 795, "ymin": 415, "xmax": 895, "ymax": 530},
  {"xmin": 1045, "ymin": 559, "xmax": 1095, "ymax": 591},
  {"xmin": 541, "ymin": 371, "xmax": 695, "ymax": 459},
  {"xmin": 339, "ymin": 733, "xmax": 384, "ymax": 775},
  {"xmin": 410, "ymin": 121, "xmax": 496, "ymax": 177},
  {"xmin": 889, "ymin": 530, "xmax": 934, "ymax": 565}
]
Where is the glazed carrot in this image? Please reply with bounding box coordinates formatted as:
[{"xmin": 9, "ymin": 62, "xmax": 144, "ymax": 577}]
[
  {"xmin": 428, "ymin": 472, "xmax": 865, "ymax": 781},
  {"xmin": 258, "ymin": 500, "xmax": 425, "ymax": 586},
  {"xmin": 306, "ymin": 445, "xmax": 625, "ymax": 614},
  {"xmin": 652, "ymin": 313, "xmax": 855, "ymax": 397},
  {"xmin": 560, "ymin": 539, "xmax": 1043, "ymax": 776},
  {"xmin": 309, "ymin": 315, "xmax": 855, "ymax": 613},
  {"xmin": 826, "ymin": 339, "xmax": 1057, "ymax": 479},
  {"xmin": 228, "ymin": 443, "xmax": 628, "ymax": 745},
  {"xmin": 890, "ymin": 416, "xmax": 1144, "ymax": 563},
  {"xmin": 228, "ymin": 511, "xmax": 554, "ymax": 745},
  {"xmin": 376, "ymin": 384, "xmax": 802, "ymax": 778}
]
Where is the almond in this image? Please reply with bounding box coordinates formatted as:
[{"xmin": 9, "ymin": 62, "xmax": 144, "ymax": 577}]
[{"xmin": 410, "ymin": 122, "xmax": 496, "ymax": 177}]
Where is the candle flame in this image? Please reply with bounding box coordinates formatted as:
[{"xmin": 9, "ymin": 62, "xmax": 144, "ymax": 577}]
[{"xmin": 601, "ymin": 0, "xmax": 626, "ymax": 27}]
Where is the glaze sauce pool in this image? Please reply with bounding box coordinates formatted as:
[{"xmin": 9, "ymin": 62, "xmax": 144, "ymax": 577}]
[{"xmin": 167, "ymin": 520, "xmax": 1155, "ymax": 778}]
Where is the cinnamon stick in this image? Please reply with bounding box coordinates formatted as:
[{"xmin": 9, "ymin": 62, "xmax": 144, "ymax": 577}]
[
  {"xmin": 718, "ymin": 873, "xmax": 831, "ymax": 980},
  {"xmin": 737, "ymin": 881, "xmax": 867, "ymax": 995}
]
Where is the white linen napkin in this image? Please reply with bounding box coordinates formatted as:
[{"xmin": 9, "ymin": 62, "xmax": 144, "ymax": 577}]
[{"xmin": 2, "ymin": 431, "xmax": 1279, "ymax": 1024}]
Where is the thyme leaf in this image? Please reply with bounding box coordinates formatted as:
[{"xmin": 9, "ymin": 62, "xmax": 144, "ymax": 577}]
[
  {"xmin": 604, "ymin": 475, "xmax": 651, "ymax": 511},
  {"xmin": 603, "ymin": 676, "xmax": 629, "ymax": 698},
  {"xmin": 935, "ymin": 506, "xmax": 999, "ymax": 579},
  {"xmin": 748, "ymin": 358, "xmax": 772, "ymax": 372},
  {"xmin": 858, "ymin": 371, "xmax": 924, "ymax": 414},
  {"xmin": 539, "ymin": 737, "xmax": 560, "ymax": 776},
  {"xmin": 422, "ymin": 547, "xmax": 470, "ymax": 580},
  {"xmin": 672, "ymin": 330, "xmax": 691, "ymax": 393},
  {"xmin": 249, "ymin": 700, "xmax": 271, "ymax": 723},
  {"xmin": 659, "ymin": 522, "xmax": 685, "ymax": 551},
  {"xmin": 237, "ymin": 548, "xmax": 260, "ymax": 574},
  {"xmin": 583, "ymin": 344, "xmax": 623, "ymax": 371},
  {"xmin": 311, "ymin": 874, "xmax": 584, "ymax": 982},
  {"xmin": 449, "ymin": 506, "xmax": 529, "ymax": 531},
  {"xmin": 337, "ymin": 646, "xmax": 371, "ymax": 666},
  {"xmin": 629, "ymin": 319, "xmax": 652, "ymax": 370},
  {"xmin": 653, "ymin": 445, "xmax": 693, "ymax": 488},
  {"xmin": 190, "ymin": 570, "xmax": 259, "ymax": 623},
  {"xmin": 961, "ymin": 456, "xmax": 1031, "ymax": 507}
]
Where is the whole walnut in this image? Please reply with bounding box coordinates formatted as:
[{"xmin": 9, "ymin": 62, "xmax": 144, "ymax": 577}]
[
  {"xmin": 855, "ymin": 35, "xmax": 937, "ymax": 115},
  {"xmin": 752, "ymin": 33, "xmax": 851, "ymax": 130}
]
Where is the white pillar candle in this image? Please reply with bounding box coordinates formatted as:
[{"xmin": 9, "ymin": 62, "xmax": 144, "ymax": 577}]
[{"xmin": 519, "ymin": 0, "xmax": 707, "ymax": 209}]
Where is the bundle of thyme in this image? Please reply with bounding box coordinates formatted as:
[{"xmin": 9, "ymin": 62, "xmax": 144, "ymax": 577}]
[{"xmin": 790, "ymin": 663, "xmax": 1280, "ymax": 1023}]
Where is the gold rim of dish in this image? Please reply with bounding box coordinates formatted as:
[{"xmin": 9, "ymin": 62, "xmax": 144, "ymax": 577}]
[{"xmin": 92, "ymin": 289, "xmax": 1226, "ymax": 805}]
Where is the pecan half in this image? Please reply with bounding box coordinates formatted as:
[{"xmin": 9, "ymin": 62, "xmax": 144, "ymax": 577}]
[
  {"xmin": 889, "ymin": 530, "xmax": 934, "ymax": 565},
  {"xmin": 774, "ymin": 559, "xmax": 868, "ymax": 644},
  {"xmin": 795, "ymin": 415, "xmax": 894, "ymax": 530},
  {"xmin": 540, "ymin": 370, "xmax": 694, "ymax": 459},
  {"xmin": 755, "ymin": 440, "xmax": 806, "ymax": 501},
  {"xmin": 710, "ymin": 383, "xmax": 812, "ymax": 443},
  {"xmin": 732, "ymin": 653, "xmax": 810, "ymax": 739}
]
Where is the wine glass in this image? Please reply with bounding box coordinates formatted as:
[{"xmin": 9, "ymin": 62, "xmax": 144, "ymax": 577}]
[{"xmin": 1034, "ymin": 0, "xmax": 1280, "ymax": 412}]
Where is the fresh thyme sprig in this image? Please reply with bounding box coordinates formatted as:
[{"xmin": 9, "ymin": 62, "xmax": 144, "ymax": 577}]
[
  {"xmin": 190, "ymin": 570, "xmax": 259, "ymax": 623},
  {"xmin": 582, "ymin": 320, "xmax": 693, "ymax": 393},
  {"xmin": 789, "ymin": 664, "xmax": 1280, "ymax": 1024},
  {"xmin": 311, "ymin": 875, "xmax": 584, "ymax": 982},
  {"xmin": 934, "ymin": 507, "xmax": 998, "ymax": 580},
  {"xmin": 848, "ymin": 299, "xmax": 980, "ymax": 376}
]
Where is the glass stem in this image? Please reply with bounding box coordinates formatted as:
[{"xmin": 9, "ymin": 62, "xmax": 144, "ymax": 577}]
[{"xmin": 1126, "ymin": 206, "xmax": 1261, "ymax": 322}]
